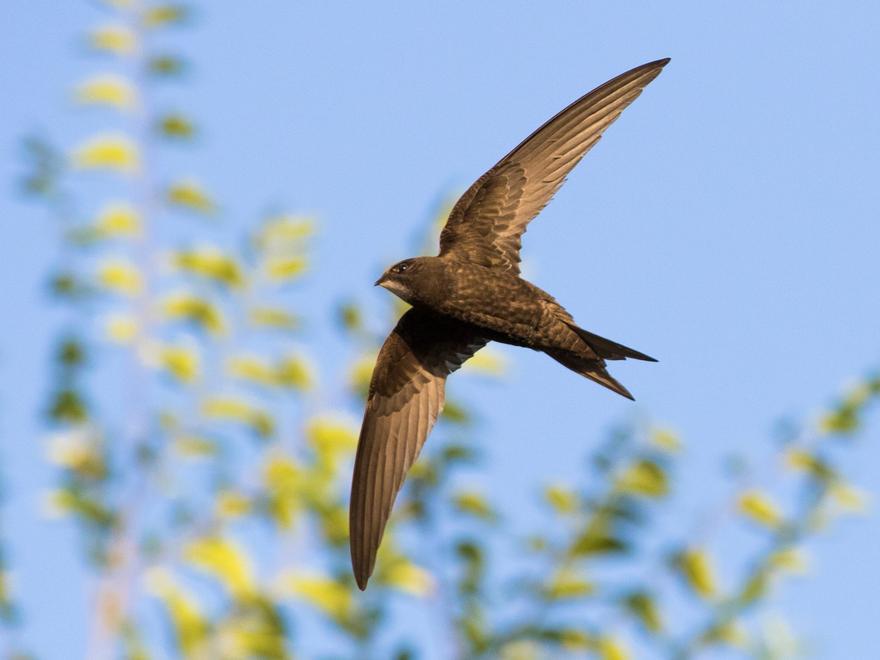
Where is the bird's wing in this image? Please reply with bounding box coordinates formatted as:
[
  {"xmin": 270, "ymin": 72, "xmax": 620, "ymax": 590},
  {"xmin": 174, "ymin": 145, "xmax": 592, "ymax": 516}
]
[
  {"xmin": 439, "ymin": 58, "xmax": 669, "ymax": 274},
  {"xmin": 350, "ymin": 308, "xmax": 488, "ymax": 589}
]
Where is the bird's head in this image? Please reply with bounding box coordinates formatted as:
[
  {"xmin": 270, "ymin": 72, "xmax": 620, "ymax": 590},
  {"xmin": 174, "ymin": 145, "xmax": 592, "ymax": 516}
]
[{"xmin": 375, "ymin": 257, "xmax": 432, "ymax": 304}]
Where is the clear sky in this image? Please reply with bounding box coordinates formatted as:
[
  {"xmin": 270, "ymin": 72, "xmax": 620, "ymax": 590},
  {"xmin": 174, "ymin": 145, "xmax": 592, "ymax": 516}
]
[{"xmin": 1, "ymin": 1, "xmax": 878, "ymax": 657}]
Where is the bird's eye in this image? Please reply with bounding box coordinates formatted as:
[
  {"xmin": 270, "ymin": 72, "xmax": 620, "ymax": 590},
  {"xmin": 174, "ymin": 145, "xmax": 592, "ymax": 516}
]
[{"xmin": 394, "ymin": 262, "xmax": 409, "ymax": 274}]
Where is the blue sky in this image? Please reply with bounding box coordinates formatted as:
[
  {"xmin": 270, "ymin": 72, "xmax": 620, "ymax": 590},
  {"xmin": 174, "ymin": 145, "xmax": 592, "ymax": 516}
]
[{"xmin": 1, "ymin": 1, "xmax": 879, "ymax": 657}]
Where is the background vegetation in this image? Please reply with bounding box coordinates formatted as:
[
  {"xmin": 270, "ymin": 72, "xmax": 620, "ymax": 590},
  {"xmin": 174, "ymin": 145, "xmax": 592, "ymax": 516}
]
[{"xmin": 3, "ymin": 2, "xmax": 877, "ymax": 658}]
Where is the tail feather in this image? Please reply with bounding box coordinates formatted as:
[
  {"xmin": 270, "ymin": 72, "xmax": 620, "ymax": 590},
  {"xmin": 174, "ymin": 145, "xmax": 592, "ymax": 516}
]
[
  {"xmin": 566, "ymin": 323, "xmax": 657, "ymax": 362},
  {"xmin": 546, "ymin": 349, "xmax": 635, "ymax": 400}
]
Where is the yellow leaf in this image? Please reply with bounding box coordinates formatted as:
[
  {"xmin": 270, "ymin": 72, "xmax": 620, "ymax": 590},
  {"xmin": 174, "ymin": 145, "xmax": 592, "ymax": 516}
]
[
  {"xmin": 265, "ymin": 256, "xmax": 308, "ymax": 282},
  {"xmin": 651, "ymin": 427, "xmax": 682, "ymax": 452},
  {"xmin": 171, "ymin": 247, "xmax": 243, "ymax": 288},
  {"xmin": 255, "ymin": 215, "xmax": 314, "ymax": 251},
  {"xmin": 320, "ymin": 505, "xmax": 350, "ymax": 546},
  {"xmin": 276, "ymin": 353, "xmax": 313, "ymax": 390},
  {"xmin": 227, "ymin": 355, "xmax": 277, "ymax": 387},
  {"xmin": 616, "ymin": 459, "xmax": 668, "ymax": 497},
  {"xmin": 167, "ymin": 179, "xmax": 216, "ymax": 215},
  {"xmin": 769, "ymin": 548, "xmax": 810, "ymax": 574},
  {"xmin": 738, "ymin": 490, "xmax": 783, "ymax": 529},
  {"xmin": 832, "ymin": 482, "xmax": 868, "ymax": 511},
  {"xmin": 89, "ymin": 24, "xmax": 136, "ymax": 55},
  {"xmin": 185, "ymin": 537, "xmax": 255, "ymax": 597},
  {"xmin": 72, "ymin": 134, "xmax": 139, "ymax": 172},
  {"xmin": 597, "ymin": 635, "xmax": 630, "ymax": 660},
  {"xmin": 544, "ymin": 484, "xmax": 578, "ymax": 513},
  {"xmin": 676, "ymin": 548, "xmax": 718, "ymax": 599},
  {"xmin": 161, "ymin": 293, "xmax": 226, "ymax": 334},
  {"xmin": 42, "ymin": 489, "xmax": 74, "ymax": 518},
  {"xmin": 453, "ymin": 491, "xmax": 495, "ymax": 520},
  {"xmin": 216, "ymin": 491, "xmax": 251, "ymax": 518},
  {"xmin": 172, "ymin": 434, "xmax": 215, "ymax": 457},
  {"xmin": 383, "ymin": 560, "xmax": 434, "ymax": 597},
  {"xmin": 95, "ymin": 202, "xmax": 141, "ymax": 237},
  {"xmin": 785, "ymin": 449, "xmax": 834, "ymax": 481},
  {"xmin": 97, "ymin": 259, "xmax": 142, "ymax": 295},
  {"xmin": 201, "ymin": 397, "xmax": 274, "ymax": 438},
  {"xmin": 104, "ymin": 313, "xmax": 138, "ymax": 344},
  {"xmin": 543, "ymin": 568, "xmax": 594, "ymax": 599},
  {"xmin": 73, "ymin": 74, "xmax": 136, "ymax": 110},
  {"xmin": 158, "ymin": 344, "xmax": 200, "ymax": 383},
  {"xmin": 263, "ymin": 455, "xmax": 302, "ymax": 528},
  {"xmin": 306, "ymin": 416, "xmax": 357, "ymax": 457},
  {"xmin": 248, "ymin": 306, "xmax": 299, "ymax": 331},
  {"xmin": 144, "ymin": 568, "xmax": 209, "ymax": 655},
  {"xmin": 225, "ymin": 353, "xmax": 313, "ymax": 390},
  {"xmin": 284, "ymin": 573, "xmax": 351, "ymax": 619}
]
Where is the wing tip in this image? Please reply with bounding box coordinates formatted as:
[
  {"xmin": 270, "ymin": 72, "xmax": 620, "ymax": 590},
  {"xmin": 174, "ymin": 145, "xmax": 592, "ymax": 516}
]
[
  {"xmin": 350, "ymin": 538, "xmax": 375, "ymax": 590},
  {"xmin": 355, "ymin": 570, "xmax": 369, "ymax": 591},
  {"xmin": 643, "ymin": 57, "xmax": 671, "ymax": 70}
]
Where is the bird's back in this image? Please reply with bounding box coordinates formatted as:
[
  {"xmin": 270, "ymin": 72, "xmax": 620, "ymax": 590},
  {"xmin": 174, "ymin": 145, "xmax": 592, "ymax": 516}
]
[{"xmin": 430, "ymin": 258, "xmax": 571, "ymax": 349}]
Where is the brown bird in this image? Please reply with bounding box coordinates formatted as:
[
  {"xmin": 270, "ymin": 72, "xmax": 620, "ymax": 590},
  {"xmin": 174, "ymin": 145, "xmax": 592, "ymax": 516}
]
[{"xmin": 350, "ymin": 58, "xmax": 669, "ymax": 589}]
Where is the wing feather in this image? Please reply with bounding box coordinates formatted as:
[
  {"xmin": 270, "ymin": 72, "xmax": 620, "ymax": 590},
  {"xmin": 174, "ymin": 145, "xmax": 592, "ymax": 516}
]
[
  {"xmin": 350, "ymin": 309, "xmax": 487, "ymax": 589},
  {"xmin": 439, "ymin": 58, "xmax": 669, "ymax": 273}
]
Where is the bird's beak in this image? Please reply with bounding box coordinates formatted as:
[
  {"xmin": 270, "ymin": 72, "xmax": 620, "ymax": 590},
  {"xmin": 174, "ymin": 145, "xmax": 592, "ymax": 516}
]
[{"xmin": 374, "ymin": 273, "xmax": 388, "ymax": 287}]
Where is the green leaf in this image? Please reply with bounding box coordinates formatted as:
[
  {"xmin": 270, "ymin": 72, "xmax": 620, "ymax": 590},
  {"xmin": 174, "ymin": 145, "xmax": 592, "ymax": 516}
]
[
  {"xmin": 453, "ymin": 491, "xmax": 496, "ymax": 521},
  {"xmin": 57, "ymin": 338, "xmax": 87, "ymax": 367},
  {"xmin": 623, "ymin": 591, "xmax": 662, "ymax": 633},
  {"xmin": 144, "ymin": 4, "xmax": 191, "ymax": 28},
  {"xmin": 571, "ymin": 533, "xmax": 630, "ymax": 557},
  {"xmin": 441, "ymin": 400, "xmax": 469, "ymax": 424},
  {"xmin": 47, "ymin": 389, "xmax": 89, "ymax": 423},
  {"xmin": 148, "ymin": 54, "xmax": 187, "ymax": 77},
  {"xmin": 156, "ymin": 113, "xmax": 196, "ymax": 140},
  {"xmin": 336, "ymin": 301, "xmax": 362, "ymax": 332}
]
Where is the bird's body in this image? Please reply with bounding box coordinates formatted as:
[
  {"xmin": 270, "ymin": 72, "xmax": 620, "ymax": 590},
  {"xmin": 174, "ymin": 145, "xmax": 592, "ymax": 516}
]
[
  {"xmin": 351, "ymin": 58, "xmax": 671, "ymax": 589},
  {"xmin": 381, "ymin": 256, "xmax": 550, "ymax": 345},
  {"xmin": 378, "ymin": 254, "xmax": 652, "ymax": 398}
]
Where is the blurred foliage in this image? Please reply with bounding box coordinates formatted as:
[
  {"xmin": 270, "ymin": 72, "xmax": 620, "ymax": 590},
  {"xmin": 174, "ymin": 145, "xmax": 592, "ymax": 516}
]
[{"xmin": 7, "ymin": 1, "xmax": 877, "ymax": 659}]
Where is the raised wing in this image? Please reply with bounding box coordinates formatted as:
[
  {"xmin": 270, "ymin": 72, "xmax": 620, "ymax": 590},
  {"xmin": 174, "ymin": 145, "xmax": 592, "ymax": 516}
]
[
  {"xmin": 350, "ymin": 308, "xmax": 487, "ymax": 589},
  {"xmin": 439, "ymin": 58, "xmax": 669, "ymax": 273}
]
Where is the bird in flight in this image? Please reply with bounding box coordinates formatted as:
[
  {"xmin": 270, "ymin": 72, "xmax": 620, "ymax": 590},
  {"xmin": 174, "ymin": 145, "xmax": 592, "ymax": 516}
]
[{"xmin": 350, "ymin": 58, "xmax": 669, "ymax": 589}]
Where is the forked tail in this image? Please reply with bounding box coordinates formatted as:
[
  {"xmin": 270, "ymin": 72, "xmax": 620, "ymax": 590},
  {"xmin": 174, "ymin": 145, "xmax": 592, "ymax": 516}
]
[
  {"xmin": 566, "ymin": 322, "xmax": 657, "ymax": 362},
  {"xmin": 546, "ymin": 349, "xmax": 635, "ymax": 400}
]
